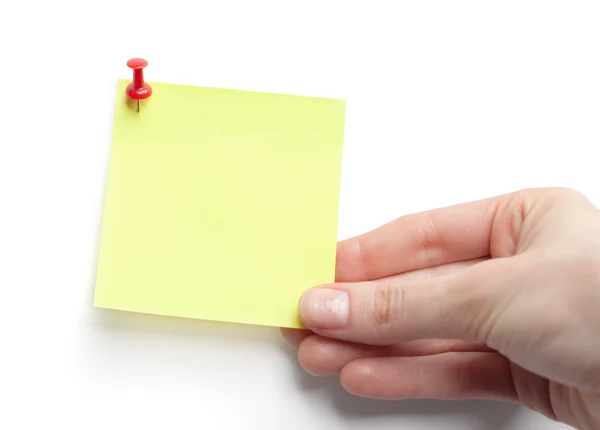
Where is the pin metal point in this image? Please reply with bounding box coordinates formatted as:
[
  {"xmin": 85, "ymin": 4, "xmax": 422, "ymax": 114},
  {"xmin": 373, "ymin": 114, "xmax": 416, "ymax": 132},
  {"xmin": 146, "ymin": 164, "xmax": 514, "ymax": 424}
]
[{"xmin": 126, "ymin": 58, "xmax": 152, "ymax": 112}]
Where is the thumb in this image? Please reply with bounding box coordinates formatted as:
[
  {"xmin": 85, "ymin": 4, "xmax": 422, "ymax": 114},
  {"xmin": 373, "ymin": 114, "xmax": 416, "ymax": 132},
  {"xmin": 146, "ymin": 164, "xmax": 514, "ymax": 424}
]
[{"xmin": 299, "ymin": 259, "xmax": 511, "ymax": 345}]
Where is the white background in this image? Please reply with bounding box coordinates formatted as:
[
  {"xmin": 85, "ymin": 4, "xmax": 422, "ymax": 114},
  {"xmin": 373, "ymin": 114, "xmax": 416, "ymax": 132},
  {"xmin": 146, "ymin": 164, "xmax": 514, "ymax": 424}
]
[{"xmin": 1, "ymin": 1, "xmax": 598, "ymax": 429}]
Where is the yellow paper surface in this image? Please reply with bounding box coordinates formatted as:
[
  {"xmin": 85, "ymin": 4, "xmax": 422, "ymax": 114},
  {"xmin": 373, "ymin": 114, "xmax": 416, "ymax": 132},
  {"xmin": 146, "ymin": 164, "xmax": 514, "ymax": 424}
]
[{"xmin": 93, "ymin": 80, "xmax": 345, "ymax": 328}]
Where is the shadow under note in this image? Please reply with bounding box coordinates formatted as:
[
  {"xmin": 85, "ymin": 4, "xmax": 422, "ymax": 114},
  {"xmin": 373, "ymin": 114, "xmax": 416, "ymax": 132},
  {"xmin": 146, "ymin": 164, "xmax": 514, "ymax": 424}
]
[{"xmin": 89, "ymin": 306, "xmax": 280, "ymax": 345}]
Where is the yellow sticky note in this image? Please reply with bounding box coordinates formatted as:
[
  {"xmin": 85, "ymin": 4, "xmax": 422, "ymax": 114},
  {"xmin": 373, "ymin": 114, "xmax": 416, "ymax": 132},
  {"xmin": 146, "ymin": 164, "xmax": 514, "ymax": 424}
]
[{"xmin": 94, "ymin": 80, "xmax": 345, "ymax": 328}]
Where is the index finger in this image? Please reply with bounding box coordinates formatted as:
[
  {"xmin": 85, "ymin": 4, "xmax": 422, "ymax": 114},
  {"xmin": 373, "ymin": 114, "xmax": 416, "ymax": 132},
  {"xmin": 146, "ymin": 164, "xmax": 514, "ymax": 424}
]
[{"xmin": 336, "ymin": 190, "xmax": 523, "ymax": 282}]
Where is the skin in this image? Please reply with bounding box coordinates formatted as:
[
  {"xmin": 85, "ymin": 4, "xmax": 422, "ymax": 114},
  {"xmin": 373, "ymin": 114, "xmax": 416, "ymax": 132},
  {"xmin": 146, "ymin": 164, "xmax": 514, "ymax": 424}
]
[{"xmin": 281, "ymin": 187, "xmax": 600, "ymax": 430}]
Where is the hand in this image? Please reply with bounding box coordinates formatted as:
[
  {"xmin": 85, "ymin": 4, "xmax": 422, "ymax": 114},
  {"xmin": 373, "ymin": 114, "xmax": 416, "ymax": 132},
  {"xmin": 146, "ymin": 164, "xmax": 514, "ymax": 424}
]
[{"xmin": 282, "ymin": 187, "xmax": 600, "ymax": 430}]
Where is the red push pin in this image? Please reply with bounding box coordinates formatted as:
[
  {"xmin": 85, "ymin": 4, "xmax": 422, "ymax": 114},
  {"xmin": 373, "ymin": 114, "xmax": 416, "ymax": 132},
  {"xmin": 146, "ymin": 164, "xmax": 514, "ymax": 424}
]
[{"xmin": 126, "ymin": 58, "xmax": 152, "ymax": 112}]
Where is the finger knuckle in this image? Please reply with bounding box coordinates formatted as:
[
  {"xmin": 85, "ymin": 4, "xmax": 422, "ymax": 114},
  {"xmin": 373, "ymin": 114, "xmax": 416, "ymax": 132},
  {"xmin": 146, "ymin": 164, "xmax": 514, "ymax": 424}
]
[
  {"xmin": 372, "ymin": 283, "xmax": 403, "ymax": 328},
  {"xmin": 547, "ymin": 186, "xmax": 587, "ymax": 200},
  {"xmin": 523, "ymin": 186, "xmax": 589, "ymax": 205},
  {"xmin": 417, "ymin": 212, "xmax": 443, "ymax": 266}
]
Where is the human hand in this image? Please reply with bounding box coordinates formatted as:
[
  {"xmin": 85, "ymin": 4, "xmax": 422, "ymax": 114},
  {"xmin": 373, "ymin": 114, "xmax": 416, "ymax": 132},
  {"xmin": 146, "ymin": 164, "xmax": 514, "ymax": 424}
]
[{"xmin": 282, "ymin": 188, "xmax": 600, "ymax": 430}]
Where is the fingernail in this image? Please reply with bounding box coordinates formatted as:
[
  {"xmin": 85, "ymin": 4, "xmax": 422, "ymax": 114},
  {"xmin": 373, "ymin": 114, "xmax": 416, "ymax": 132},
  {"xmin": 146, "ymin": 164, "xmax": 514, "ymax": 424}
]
[{"xmin": 300, "ymin": 289, "xmax": 349, "ymax": 329}]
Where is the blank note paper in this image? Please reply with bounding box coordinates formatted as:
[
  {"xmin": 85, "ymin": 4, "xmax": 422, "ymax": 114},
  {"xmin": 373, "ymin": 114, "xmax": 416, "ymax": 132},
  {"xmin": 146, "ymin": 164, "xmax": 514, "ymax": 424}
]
[{"xmin": 93, "ymin": 80, "xmax": 346, "ymax": 328}]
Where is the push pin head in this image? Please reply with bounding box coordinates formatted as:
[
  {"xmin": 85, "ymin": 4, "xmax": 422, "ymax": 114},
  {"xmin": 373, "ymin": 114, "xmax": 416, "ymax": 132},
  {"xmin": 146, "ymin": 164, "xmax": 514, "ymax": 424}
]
[{"xmin": 126, "ymin": 58, "xmax": 152, "ymax": 112}]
